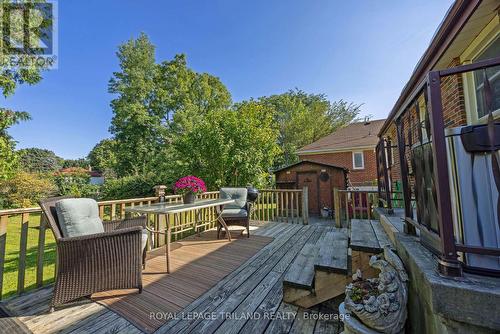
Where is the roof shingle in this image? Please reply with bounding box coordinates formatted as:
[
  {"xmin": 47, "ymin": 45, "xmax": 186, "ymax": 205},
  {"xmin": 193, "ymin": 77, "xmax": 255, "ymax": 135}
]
[{"xmin": 297, "ymin": 119, "xmax": 385, "ymax": 153}]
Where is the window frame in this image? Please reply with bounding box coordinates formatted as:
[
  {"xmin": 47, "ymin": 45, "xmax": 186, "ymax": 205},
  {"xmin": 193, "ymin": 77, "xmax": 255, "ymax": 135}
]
[
  {"xmin": 461, "ymin": 15, "xmax": 500, "ymax": 125},
  {"xmin": 352, "ymin": 151, "xmax": 365, "ymax": 170}
]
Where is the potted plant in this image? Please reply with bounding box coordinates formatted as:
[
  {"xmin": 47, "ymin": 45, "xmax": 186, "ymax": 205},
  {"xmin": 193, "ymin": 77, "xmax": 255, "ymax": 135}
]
[{"xmin": 173, "ymin": 176, "xmax": 207, "ymax": 204}]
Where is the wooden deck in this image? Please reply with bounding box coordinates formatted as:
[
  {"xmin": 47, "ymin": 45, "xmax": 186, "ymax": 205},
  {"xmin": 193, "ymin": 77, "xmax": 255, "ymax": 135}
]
[{"xmin": 0, "ymin": 222, "xmax": 345, "ymax": 334}]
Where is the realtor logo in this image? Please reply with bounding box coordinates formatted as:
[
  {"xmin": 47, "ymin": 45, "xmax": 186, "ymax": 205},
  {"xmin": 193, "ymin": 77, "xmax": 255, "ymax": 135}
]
[{"xmin": 1, "ymin": 0, "xmax": 58, "ymax": 69}]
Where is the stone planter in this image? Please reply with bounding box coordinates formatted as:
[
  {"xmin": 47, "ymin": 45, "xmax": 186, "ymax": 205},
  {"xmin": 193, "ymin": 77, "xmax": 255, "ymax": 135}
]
[
  {"xmin": 182, "ymin": 192, "xmax": 196, "ymax": 204},
  {"xmin": 342, "ymin": 246, "xmax": 408, "ymax": 334}
]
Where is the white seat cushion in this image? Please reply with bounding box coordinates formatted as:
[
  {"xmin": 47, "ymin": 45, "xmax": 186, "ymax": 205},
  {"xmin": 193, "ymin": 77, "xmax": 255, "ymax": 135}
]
[{"xmin": 55, "ymin": 198, "xmax": 104, "ymax": 238}]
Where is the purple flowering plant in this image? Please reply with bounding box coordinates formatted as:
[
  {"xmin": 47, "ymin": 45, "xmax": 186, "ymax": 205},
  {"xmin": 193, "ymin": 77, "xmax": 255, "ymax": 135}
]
[{"xmin": 173, "ymin": 176, "xmax": 207, "ymax": 195}]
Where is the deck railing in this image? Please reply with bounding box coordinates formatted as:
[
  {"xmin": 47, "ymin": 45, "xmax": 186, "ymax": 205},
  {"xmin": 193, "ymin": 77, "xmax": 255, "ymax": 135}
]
[
  {"xmin": 333, "ymin": 188, "xmax": 379, "ymax": 227},
  {"xmin": 377, "ymin": 56, "xmax": 500, "ymax": 277},
  {"xmin": 251, "ymin": 188, "xmax": 309, "ymax": 225},
  {"xmin": 0, "ymin": 188, "xmax": 307, "ymax": 300}
]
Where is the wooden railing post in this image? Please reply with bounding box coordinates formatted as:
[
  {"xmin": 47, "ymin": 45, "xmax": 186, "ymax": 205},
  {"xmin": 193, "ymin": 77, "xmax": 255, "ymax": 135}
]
[
  {"xmin": 154, "ymin": 185, "xmax": 167, "ymax": 202},
  {"xmin": 0, "ymin": 215, "xmax": 7, "ymax": 300},
  {"xmin": 17, "ymin": 213, "xmax": 29, "ymax": 294},
  {"xmin": 333, "ymin": 188, "xmax": 341, "ymax": 228},
  {"xmin": 36, "ymin": 215, "xmax": 47, "ymax": 287},
  {"xmin": 302, "ymin": 187, "xmax": 309, "ymax": 225}
]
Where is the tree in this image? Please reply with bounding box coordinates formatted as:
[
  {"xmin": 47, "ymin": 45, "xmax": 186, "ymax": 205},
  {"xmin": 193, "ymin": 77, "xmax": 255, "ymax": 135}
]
[
  {"xmin": 109, "ymin": 34, "xmax": 232, "ymax": 176},
  {"xmin": 88, "ymin": 139, "xmax": 117, "ymax": 173},
  {"xmin": 0, "ymin": 172, "xmax": 56, "ymax": 209},
  {"xmin": 174, "ymin": 105, "xmax": 280, "ymax": 189},
  {"xmin": 0, "ymin": 1, "xmax": 51, "ymax": 97},
  {"xmin": 0, "ymin": 1, "xmax": 54, "ymax": 179},
  {"xmin": 162, "ymin": 55, "xmax": 232, "ymax": 133},
  {"xmin": 254, "ymin": 90, "xmax": 361, "ymax": 167},
  {"xmin": 109, "ymin": 33, "xmax": 168, "ymax": 176},
  {"xmin": 0, "ymin": 110, "xmax": 30, "ymax": 179},
  {"xmin": 62, "ymin": 158, "xmax": 89, "ymax": 169},
  {"xmin": 17, "ymin": 147, "xmax": 63, "ymax": 173}
]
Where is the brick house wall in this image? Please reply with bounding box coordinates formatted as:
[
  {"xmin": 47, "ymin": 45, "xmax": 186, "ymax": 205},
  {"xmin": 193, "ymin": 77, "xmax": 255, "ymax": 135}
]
[
  {"xmin": 379, "ymin": 58, "xmax": 469, "ymax": 195},
  {"xmin": 298, "ymin": 150, "xmax": 377, "ymax": 187}
]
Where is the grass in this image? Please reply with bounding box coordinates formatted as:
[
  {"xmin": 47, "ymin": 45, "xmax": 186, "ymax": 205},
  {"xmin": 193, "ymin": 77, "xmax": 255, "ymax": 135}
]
[{"xmin": 2, "ymin": 213, "xmax": 56, "ymax": 299}]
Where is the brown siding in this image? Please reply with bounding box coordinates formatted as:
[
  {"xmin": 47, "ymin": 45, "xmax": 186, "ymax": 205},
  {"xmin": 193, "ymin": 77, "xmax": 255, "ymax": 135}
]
[{"xmin": 298, "ymin": 150, "xmax": 377, "ymax": 186}]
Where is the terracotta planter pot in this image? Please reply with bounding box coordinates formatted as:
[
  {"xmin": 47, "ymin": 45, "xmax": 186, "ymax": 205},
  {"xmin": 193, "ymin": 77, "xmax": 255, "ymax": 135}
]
[{"xmin": 182, "ymin": 192, "xmax": 196, "ymax": 204}]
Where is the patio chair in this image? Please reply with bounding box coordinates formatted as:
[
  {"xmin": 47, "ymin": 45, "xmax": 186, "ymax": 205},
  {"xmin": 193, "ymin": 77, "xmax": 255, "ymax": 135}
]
[
  {"xmin": 39, "ymin": 196, "xmax": 148, "ymax": 309},
  {"xmin": 218, "ymin": 188, "xmax": 252, "ymax": 238}
]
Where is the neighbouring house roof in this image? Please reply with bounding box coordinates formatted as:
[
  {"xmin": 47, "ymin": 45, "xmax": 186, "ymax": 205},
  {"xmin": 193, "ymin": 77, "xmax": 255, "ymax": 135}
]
[
  {"xmin": 379, "ymin": 0, "xmax": 497, "ymax": 135},
  {"xmin": 273, "ymin": 160, "xmax": 348, "ymax": 174},
  {"xmin": 297, "ymin": 119, "xmax": 385, "ymax": 154},
  {"xmin": 57, "ymin": 167, "xmax": 103, "ymax": 177}
]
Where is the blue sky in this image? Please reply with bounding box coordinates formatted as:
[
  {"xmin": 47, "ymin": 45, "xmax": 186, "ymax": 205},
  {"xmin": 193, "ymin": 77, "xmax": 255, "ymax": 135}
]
[{"xmin": 6, "ymin": 0, "xmax": 453, "ymax": 159}]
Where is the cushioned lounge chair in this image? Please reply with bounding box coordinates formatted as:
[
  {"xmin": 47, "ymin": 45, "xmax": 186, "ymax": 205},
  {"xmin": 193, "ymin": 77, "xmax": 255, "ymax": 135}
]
[
  {"xmin": 218, "ymin": 188, "xmax": 252, "ymax": 238},
  {"xmin": 39, "ymin": 196, "xmax": 148, "ymax": 309}
]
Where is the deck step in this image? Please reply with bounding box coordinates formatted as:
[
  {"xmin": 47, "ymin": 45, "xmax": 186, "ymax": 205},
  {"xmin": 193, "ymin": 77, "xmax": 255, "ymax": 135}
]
[
  {"xmin": 283, "ymin": 227, "xmax": 350, "ymax": 308},
  {"xmin": 314, "ymin": 229, "xmax": 348, "ymax": 275},
  {"xmin": 370, "ymin": 219, "xmax": 391, "ymax": 249},
  {"xmin": 350, "ymin": 219, "xmax": 382, "ymax": 253},
  {"xmin": 283, "ymin": 243, "xmax": 318, "ymax": 289}
]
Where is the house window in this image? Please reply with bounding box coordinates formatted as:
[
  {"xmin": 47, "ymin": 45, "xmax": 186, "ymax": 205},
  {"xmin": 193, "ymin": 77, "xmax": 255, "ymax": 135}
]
[
  {"xmin": 473, "ymin": 36, "xmax": 500, "ymax": 120},
  {"xmin": 352, "ymin": 152, "xmax": 364, "ymax": 170},
  {"xmin": 462, "ymin": 16, "xmax": 500, "ymax": 124}
]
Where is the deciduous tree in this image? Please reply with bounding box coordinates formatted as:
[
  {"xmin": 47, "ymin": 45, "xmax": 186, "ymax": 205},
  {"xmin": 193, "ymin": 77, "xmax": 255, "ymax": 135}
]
[
  {"xmin": 17, "ymin": 147, "xmax": 63, "ymax": 173},
  {"xmin": 174, "ymin": 105, "xmax": 280, "ymax": 189}
]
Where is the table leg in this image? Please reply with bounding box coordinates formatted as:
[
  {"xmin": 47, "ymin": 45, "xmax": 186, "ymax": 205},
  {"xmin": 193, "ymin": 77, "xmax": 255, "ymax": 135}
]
[
  {"xmin": 216, "ymin": 204, "xmax": 231, "ymax": 241},
  {"xmin": 166, "ymin": 214, "xmax": 172, "ymax": 273},
  {"xmin": 195, "ymin": 209, "xmax": 202, "ymax": 237}
]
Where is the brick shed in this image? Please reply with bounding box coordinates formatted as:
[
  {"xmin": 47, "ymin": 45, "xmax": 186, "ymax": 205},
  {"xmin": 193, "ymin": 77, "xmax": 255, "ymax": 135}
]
[{"xmin": 274, "ymin": 160, "xmax": 348, "ymax": 215}]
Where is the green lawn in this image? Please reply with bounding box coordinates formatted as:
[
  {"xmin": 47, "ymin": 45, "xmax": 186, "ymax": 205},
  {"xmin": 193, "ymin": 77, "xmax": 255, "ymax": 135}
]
[{"xmin": 2, "ymin": 214, "xmax": 56, "ymax": 299}]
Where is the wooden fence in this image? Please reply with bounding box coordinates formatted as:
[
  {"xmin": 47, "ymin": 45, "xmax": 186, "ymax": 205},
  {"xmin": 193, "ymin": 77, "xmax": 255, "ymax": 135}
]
[
  {"xmin": 333, "ymin": 188, "xmax": 379, "ymax": 227},
  {"xmin": 0, "ymin": 189, "xmax": 306, "ymax": 300},
  {"xmin": 251, "ymin": 188, "xmax": 309, "ymax": 225}
]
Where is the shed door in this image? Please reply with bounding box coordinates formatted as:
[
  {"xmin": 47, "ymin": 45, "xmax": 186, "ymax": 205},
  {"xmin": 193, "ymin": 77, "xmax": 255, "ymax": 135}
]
[{"xmin": 297, "ymin": 172, "xmax": 319, "ymax": 215}]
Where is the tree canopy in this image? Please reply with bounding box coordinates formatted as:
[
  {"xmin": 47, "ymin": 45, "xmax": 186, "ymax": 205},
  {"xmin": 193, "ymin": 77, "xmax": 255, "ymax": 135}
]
[
  {"xmin": 104, "ymin": 33, "xmax": 363, "ymax": 189},
  {"xmin": 174, "ymin": 103, "xmax": 280, "ymax": 189},
  {"xmin": 87, "ymin": 139, "xmax": 118, "ymax": 173},
  {"xmin": 247, "ymin": 90, "xmax": 361, "ymax": 167},
  {"xmin": 109, "ymin": 34, "xmax": 232, "ymax": 177},
  {"xmin": 17, "ymin": 148, "xmax": 63, "ymax": 173},
  {"xmin": 0, "ymin": 110, "xmax": 30, "ymax": 179}
]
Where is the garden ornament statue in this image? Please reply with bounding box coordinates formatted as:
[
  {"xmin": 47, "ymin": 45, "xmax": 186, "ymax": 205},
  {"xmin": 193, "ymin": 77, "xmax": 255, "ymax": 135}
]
[{"xmin": 340, "ymin": 246, "xmax": 408, "ymax": 334}]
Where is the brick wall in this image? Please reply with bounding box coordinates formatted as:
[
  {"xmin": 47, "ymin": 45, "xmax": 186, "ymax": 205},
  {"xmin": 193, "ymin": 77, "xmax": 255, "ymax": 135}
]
[
  {"xmin": 379, "ymin": 58, "xmax": 469, "ymax": 195},
  {"xmin": 441, "ymin": 57, "xmax": 468, "ymax": 128},
  {"xmin": 298, "ymin": 149, "xmax": 377, "ymax": 186}
]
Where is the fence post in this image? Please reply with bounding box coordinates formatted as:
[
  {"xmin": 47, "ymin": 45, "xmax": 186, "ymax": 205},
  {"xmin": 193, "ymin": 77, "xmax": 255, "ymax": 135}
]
[
  {"xmin": 302, "ymin": 187, "xmax": 309, "ymax": 225},
  {"xmin": 333, "ymin": 188, "xmax": 341, "ymax": 228},
  {"xmin": 154, "ymin": 185, "xmax": 167, "ymax": 202},
  {"xmin": 0, "ymin": 215, "xmax": 7, "ymax": 300}
]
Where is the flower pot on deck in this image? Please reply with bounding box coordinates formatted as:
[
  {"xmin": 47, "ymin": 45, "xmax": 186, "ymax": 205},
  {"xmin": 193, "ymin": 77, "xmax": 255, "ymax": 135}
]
[{"xmin": 182, "ymin": 192, "xmax": 196, "ymax": 204}]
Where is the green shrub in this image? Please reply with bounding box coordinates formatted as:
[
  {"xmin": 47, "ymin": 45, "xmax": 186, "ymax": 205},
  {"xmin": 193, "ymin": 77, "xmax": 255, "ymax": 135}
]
[
  {"xmin": 99, "ymin": 174, "xmax": 171, "ymax": 200},
  {"xmin": 0, "ymin": 172, "xmax": 56, "ymax": 208}
]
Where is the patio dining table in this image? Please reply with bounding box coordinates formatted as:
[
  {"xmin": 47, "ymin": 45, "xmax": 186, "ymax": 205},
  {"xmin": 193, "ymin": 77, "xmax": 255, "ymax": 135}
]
[{"xmin": 125, "ymin": 198, "xmax": 235, "ymax": 273}]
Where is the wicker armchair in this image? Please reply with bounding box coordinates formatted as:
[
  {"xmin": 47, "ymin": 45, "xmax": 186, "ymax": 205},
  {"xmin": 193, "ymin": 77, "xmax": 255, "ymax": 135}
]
[{"xmin": 39, "ymin": 196, "xmax": 147, "ymax": 309}]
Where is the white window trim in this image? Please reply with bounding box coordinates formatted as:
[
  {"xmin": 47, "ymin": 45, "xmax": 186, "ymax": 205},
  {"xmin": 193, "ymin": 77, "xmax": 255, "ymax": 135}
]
[
  {"xmin": 460, "ymin": 15, "xmax": 500, "ymax": 125},
  {"xmin": 352, "ymin": 151, "xmax": 364, "ymax": 170}
]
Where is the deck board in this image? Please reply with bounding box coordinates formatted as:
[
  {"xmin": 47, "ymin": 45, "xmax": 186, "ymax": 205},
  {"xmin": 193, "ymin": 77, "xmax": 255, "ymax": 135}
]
[{"xmin": 1, "ymin": 222, "xmax": 346, "ymax": 334}]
